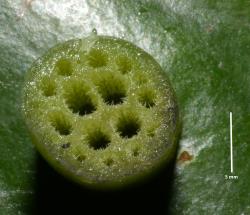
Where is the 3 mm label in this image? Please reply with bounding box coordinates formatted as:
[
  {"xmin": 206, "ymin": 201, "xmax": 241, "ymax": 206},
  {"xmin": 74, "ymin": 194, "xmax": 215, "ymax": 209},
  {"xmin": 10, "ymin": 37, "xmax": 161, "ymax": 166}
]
[{"xmin": 225, "ymin": 175, "xmax": 238, "ymax": 180}]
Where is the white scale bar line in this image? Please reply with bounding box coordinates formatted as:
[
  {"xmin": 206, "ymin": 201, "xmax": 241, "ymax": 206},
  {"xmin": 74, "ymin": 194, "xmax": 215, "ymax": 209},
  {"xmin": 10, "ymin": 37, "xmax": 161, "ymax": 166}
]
[{"xmin": 230, "ymin": 112, "xmax": 233, "ymax": 173}]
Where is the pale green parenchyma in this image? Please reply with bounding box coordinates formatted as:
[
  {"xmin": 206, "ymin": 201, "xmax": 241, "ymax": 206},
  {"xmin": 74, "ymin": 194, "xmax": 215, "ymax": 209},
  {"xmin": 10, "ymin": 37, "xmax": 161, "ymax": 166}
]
[{"xmin": 22, "ymin": 35, "xmax": 180, "ymax": 188}]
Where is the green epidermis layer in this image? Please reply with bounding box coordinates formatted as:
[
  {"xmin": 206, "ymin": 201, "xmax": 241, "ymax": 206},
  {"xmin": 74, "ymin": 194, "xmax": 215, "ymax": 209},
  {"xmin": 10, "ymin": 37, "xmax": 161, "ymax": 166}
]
[{"xmin": 22, "ymin": 36, "xmax": 177, "ymax": 184}]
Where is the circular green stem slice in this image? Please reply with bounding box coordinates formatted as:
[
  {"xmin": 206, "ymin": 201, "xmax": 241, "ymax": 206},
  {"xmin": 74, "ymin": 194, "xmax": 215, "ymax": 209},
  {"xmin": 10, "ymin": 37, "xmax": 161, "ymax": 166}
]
[{"xmin": 22, "ymin": 35, "xmax": 180, "ymax": 189}]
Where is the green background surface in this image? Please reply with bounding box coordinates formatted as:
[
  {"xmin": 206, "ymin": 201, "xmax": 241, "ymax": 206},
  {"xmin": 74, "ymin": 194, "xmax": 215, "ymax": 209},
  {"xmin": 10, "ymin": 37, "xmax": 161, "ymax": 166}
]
[{"xmin": 0, "ymin": 0, "xmax": 249, "ymax": 214}]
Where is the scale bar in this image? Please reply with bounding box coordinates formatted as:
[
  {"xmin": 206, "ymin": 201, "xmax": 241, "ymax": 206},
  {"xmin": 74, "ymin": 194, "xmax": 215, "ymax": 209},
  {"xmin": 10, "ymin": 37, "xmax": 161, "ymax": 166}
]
[{"xmin": 230, "ymin": 112, "xmax": 233, "ymax": 173}]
